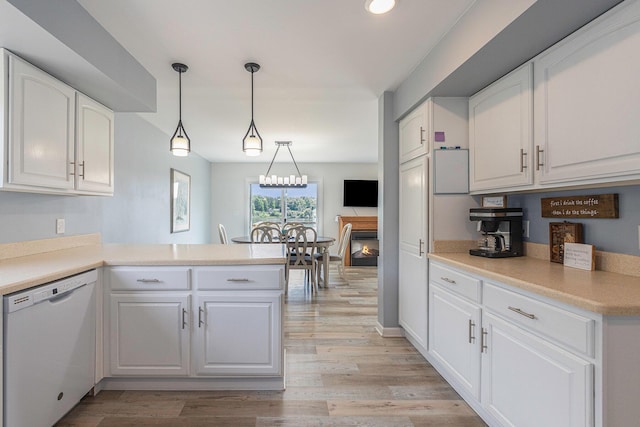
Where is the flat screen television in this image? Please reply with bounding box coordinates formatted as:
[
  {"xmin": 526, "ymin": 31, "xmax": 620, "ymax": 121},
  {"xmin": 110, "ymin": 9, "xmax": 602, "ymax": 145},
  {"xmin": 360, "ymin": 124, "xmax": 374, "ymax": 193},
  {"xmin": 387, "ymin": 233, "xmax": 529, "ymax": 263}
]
[{"xmin": 343, "ymin": 180, "xmax": 378, "ymax": 207}]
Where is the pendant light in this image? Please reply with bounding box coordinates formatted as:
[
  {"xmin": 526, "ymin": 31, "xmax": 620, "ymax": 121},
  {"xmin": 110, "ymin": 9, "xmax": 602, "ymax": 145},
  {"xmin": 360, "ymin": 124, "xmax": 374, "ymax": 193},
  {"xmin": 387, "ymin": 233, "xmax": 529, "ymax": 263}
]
[
  {"xmin": 259, "ymin": 141, "xmax": 307, "ymax": 188},
  {"xmin": 242, "ymin": 62, "xmax": 263, "ymax": 156},
  {"xmin": 170, "ymin": 62, "xmax": 190, "ymax": 157}
]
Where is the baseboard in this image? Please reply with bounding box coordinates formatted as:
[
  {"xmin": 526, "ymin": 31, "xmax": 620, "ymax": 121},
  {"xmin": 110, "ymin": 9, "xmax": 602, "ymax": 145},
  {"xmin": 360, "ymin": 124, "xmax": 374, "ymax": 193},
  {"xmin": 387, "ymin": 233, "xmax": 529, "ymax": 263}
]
[
  {"xmin": 375, "ymin": 322, "xmax": 405, "ymax": 337},
  {"xmin": 97, "ymin": 376, "xmax": 285, "ymax": 391}
]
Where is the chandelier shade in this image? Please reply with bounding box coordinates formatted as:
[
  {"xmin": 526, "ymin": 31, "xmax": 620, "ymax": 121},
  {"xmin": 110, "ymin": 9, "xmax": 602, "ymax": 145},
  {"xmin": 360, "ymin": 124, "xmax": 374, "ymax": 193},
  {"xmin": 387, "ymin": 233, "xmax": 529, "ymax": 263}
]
[
  {"xmin": 243, "ymin": 62, "xmax": 263, "ymax": 156},
  {"xmin": 259, "ymin": 141, "xmax": 307, "ymax": 188},
  {"xmin": 170, "ymin": 62, "xmax": 190, "ymax": 157}
]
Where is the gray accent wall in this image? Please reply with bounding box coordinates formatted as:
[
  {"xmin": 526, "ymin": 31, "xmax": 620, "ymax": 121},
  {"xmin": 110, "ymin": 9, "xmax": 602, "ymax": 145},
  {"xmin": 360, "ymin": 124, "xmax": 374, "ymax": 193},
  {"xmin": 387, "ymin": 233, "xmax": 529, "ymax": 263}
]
[
  {"xmin": 508, "ymin": 185, "xmax": 640, "ymax": 256},
  {"xmin": 0, "ymin": 113, "xmax": 211, "ymax": 244}
]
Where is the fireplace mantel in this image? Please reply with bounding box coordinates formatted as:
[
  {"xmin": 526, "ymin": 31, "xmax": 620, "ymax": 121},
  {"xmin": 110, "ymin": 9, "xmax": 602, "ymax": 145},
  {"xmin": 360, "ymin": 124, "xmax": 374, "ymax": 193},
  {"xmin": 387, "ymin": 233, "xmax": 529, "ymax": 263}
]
[{"xmin": 338, "ymin": 216, "xmax": 378, "ymax": 266}]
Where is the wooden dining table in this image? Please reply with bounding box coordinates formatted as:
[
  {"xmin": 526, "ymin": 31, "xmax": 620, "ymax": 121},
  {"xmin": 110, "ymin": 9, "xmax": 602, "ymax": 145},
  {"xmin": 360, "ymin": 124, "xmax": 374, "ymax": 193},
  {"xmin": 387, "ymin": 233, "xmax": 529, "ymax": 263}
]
[{"xmin": 231, "ymin": 235, "xmax": 336, "ymax": 287}]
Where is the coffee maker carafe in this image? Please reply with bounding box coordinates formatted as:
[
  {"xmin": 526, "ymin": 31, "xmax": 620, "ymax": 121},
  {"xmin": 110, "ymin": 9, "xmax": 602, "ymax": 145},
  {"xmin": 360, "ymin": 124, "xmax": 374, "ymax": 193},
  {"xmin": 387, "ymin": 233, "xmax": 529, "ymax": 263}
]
[{"xmin": 469, "ymin": 207, "xmax": 523, "ymax": 258}]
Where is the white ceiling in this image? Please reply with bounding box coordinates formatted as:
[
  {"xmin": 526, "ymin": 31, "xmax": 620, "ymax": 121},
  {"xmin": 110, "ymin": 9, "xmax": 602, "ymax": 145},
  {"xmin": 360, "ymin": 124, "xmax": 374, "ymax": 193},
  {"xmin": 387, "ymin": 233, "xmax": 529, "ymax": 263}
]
[{"xmin": 76, "ymin": 0, "xmax": 475, "ymax": 163}]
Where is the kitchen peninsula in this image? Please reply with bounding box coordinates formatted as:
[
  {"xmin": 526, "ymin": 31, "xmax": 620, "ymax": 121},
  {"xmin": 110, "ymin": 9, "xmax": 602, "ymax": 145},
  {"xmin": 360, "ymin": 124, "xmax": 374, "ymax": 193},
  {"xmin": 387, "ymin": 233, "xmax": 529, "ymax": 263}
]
[{"xmin": 0, "ymin": 234, "xmax": 287, "ymax": 426}]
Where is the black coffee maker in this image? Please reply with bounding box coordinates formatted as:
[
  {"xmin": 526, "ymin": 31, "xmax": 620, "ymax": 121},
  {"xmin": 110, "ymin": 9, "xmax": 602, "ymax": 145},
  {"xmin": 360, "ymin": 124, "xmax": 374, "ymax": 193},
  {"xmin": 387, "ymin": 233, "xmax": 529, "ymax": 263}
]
[{"xmin": 469, "ymin": 208, "xmax": 523, "ymax": 258}]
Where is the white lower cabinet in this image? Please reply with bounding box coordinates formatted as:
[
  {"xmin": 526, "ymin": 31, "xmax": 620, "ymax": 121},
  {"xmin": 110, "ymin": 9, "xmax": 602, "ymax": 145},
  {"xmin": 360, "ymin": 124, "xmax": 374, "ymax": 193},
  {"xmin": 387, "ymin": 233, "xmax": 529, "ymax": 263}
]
[
  {"xmin": 481, "ymin": 312, "xmax": 593, "ymax": 427},
  {"xmin": 194, "ymin": 293, "xmax": 282, "ymax": 376},
  {"xmin": 428, "ymin": 284, "xmax": 481, "ymax": 399},
  {"xmin": 109, "ymin": 294, "xmax": 190, "ymax": 376},
  {"xmin": 104, "ymin": 265, "xmax": 284, "ymax": 382},
  {"xmin": 427, "ymin": 260, "xmax": 596, "ymax": 427}
]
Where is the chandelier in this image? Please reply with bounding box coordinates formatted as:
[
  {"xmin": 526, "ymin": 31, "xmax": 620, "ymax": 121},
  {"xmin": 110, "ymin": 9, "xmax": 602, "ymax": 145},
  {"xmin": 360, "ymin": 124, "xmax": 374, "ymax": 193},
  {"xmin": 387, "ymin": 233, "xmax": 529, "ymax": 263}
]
[{"xmin": 259, "ymin": 141, "xmax": 308, "ymax": 188}]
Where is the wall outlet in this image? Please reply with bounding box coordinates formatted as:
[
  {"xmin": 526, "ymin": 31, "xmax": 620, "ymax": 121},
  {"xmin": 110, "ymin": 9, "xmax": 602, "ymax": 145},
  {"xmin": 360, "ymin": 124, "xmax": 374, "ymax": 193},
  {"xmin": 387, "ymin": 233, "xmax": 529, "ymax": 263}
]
[
  {"xmin": 523, "ymin": 220, "xmax": 530, "ymax": 238},
  {"xmin": 56, "ymin": 218, "xmax": 65, "ymax": 234}
]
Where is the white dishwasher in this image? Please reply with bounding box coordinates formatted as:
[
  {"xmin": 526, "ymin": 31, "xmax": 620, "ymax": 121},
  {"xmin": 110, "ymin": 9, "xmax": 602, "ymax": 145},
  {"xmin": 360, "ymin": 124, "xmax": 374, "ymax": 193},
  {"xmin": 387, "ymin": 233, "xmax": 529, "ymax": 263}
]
[{"xmin": 4, "ymin": 269, "xmax": 97, "ymax": 427}]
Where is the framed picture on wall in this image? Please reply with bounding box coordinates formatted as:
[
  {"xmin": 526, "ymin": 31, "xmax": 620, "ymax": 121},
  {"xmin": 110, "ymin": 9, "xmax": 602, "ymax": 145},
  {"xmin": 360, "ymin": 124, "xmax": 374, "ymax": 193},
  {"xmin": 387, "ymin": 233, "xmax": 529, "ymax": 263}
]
[{"xmin": 171, "ymin": 169, "xmax": 190, "ymax": 233}]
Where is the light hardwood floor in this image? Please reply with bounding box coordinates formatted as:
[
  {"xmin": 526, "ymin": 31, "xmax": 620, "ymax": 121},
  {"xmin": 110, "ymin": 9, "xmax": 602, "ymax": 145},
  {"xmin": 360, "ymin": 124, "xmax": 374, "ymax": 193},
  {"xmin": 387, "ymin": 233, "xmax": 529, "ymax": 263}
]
[{"xmin": 56, "ymin": 267, "xmax": 486, "ymax": 427}]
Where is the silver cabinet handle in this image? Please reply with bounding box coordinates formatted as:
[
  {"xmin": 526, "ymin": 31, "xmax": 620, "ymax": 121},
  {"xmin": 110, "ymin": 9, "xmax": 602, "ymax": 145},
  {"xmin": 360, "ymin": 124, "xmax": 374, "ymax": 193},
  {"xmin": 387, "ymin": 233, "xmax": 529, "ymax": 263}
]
[
  {"xmin": 136, "ymin": 278, "xmax": 161, "ymax": 283},
  {"xmin": 79, "ymin": 161, "xmax": 85, "ymax": 179},
  {"xmin": 536, "ymin": 145, "xmax": 544, "ymax": 171},
  {"xmin": 226, "ymin": 278, "xmax": 251, "ymax": 282},
  {"xmin": 198, "ymin": 306, "xmax": 204, "ymax": 328},
  {"xmin": 508, "ymin": 306, "xmax": 536, "ymax": 319},
  {"xmin": 69, "ymin": 161, "xmax": 75, "ymax": 176},
  {"xmin": 441, "ymin": 277, "xmax": 456, "ymax": 284},
  {"xmin": 481, "ymin": 328, "xmax": 488, "ymax": 353},
  {"xmin": 182, "ymin": 308, "xmax": 188, "ymax": 330},
  {"xmin": 419, "ymin": 126, "xmax": 426, "ymax": 145},
  {"xmin": 418, "ymin": 239, "xmax": 424, "ymax": 256},
  {"xmin": 520, "ymin": 148, "xmax": 528, "ymax": 172},
  {"xmin": 468, "ymin": 319, "xmax": 476, "ymax": 344}
]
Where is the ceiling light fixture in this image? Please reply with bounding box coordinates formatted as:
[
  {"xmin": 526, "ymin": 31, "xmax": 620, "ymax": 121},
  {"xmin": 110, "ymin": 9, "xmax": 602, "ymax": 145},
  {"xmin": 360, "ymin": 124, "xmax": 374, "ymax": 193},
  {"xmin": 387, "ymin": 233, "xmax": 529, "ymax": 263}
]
[
  {"xmin": 364, "ymin": 0, "xmax": 396, "ymax": 14},
  {"xmin": 170, "ymin": 62, "xmax": 190, "ymax": 157},
  {"xmin": 243, "ymin": 62, "xmax": 263, "ymax": 156},
  {"xmin": 259, "ymin": 141, "xmax": 308, "ymax": 188}
]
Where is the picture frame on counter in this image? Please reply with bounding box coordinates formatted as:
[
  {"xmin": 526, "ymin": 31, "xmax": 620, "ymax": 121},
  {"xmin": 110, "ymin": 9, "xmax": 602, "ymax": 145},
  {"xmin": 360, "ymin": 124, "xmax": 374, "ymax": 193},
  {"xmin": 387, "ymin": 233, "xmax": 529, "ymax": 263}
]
[
  {"xmin": 549, "ymin": 222, "xmax": 583, "ymax": 264},
  {"xmin": 481, "ymin": 195, "xmax": 507, "ymax": 208},
  {"xmin": 170, "ymin": 168, "xmax": 191, "ymax": 233}
]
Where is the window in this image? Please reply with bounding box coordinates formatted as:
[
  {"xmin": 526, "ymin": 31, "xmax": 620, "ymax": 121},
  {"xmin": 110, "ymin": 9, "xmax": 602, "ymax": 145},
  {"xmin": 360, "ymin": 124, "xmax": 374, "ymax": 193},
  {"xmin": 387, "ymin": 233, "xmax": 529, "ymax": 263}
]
[{"xmin": 250, "ymin": 183, "xmax": 318, "ymax": 231}]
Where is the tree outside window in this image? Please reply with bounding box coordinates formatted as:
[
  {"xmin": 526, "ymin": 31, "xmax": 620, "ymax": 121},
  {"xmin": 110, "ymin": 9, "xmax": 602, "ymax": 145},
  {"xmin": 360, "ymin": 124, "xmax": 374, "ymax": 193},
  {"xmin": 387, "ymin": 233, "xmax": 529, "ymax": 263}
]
[{"xmin": 250, "ymin": 183, "xmax": 318, "ymax": 231}]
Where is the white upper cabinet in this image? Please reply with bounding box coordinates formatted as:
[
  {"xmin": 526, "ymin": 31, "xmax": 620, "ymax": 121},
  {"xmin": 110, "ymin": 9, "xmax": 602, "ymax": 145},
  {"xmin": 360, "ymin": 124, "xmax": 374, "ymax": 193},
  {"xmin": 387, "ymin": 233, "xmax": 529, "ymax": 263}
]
[
  {"xmin": 1, "ymin": 49, "xmax": 114, "ymax": 195},
  {"xmin": 76, "ymin": 93, "xmax": 114, "ymax": 194},
  {"xmin": 8, "ymin": 53, "xmax": 76, "ymax": 190},
  {"xmin": 533, "ymin": 0, "xmax": 640, "ymax": 185},
  {"xmin": 399, "ymin": 100, "xmax": 430, "ymax": 163},
  {"xmin": 469, "ymin": 63, "xmax": 533, "ymax": 193}
]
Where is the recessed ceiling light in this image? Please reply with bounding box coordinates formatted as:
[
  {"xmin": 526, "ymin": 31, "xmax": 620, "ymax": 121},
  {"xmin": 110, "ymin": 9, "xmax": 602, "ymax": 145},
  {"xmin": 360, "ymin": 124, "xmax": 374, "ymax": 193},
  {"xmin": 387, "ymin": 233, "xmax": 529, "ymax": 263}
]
[{"xmin": 365, "ymin": 0, "xmax": 396, "ymax": 15}]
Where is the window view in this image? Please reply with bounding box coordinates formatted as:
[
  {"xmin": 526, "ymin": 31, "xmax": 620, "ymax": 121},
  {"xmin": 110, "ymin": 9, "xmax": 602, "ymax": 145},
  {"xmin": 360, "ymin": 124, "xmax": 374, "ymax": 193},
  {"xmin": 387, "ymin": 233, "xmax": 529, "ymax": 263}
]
[{"xmin": 250, "ymin": 183, "xmax": 318, "ymax": 230}]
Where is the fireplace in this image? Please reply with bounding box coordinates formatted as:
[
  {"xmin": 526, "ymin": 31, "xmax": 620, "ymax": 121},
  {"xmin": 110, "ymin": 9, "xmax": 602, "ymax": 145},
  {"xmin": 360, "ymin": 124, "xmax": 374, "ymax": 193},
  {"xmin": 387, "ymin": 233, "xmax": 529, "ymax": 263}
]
[{"xmin": 350, "ymin": 231, "xmax": 379, "ymax": 266}]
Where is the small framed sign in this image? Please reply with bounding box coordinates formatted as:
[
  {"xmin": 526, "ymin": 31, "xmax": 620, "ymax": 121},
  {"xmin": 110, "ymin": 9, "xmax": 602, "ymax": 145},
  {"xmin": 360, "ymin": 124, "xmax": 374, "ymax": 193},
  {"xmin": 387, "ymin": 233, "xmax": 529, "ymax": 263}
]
[
  {"xmin": 549, "ymin": 222, "xmax": 583, "ymax": 264},
  {"xmin": 564, "ymin": 243, "xmax": 595, "ymax": 271},
  {"xmin": 481, "ymin": 196, "xmax": 507, "ymax": 208}
]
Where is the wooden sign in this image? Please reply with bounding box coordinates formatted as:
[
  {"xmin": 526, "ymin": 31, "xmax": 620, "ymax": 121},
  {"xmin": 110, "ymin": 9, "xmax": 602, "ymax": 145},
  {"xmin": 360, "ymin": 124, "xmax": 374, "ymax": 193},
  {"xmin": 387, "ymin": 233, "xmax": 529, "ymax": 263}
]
[
  {"xmin": 563, "ymin": 243, "xmax": 595, "ymax": 271},
  {"xmin": 541, "ymin": 194, "xmax": 618, "ymax": 218},
  {"xmin": 549, "ymin": 222, "xmax": 583, "ymax": 264}
]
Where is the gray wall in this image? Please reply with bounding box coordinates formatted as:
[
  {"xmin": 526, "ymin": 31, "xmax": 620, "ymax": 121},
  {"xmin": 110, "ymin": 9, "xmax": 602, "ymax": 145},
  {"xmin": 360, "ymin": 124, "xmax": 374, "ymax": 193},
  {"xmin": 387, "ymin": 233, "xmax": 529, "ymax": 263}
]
[
  {"xmin": 0, "ymin": 113, "xmax": 211, "ymax": 244},
  {"xmin": 508, "ymin": 185, "xmax": 640, "ymax": 255},
  {"xmin": 101, "ymin": 113, "xmax": 211, "ymax": 244}
]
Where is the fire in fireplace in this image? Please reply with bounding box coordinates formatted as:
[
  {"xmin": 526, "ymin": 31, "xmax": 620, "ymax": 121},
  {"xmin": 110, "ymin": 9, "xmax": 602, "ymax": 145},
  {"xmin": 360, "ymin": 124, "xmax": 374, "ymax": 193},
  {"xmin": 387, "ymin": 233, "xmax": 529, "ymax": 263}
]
[{"xmin": 351, "ymin": 231, "xmax": 379, "ymax": 266}]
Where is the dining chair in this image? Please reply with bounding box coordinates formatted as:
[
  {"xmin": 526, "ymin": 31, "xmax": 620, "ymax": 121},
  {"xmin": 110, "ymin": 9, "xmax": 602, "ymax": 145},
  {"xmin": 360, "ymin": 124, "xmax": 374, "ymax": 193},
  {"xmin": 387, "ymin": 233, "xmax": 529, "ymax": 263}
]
[
  {"xmin": 251, "ymin": 225, "xmax": 283, "ymax": 243},
  {"xmin": 315, "ymin": 223, "xmax": 352, "ymax": 285},
  {"xmin": 285, "ymin": 225, "xmax": 317, "ymax": 294},
  {"xmin": 218, "ymin": 224, "xmax": 229, "ymax": 244},
  {"xmin": 282, "ymin": 222, "xmax": 303, "ymax": 234}
]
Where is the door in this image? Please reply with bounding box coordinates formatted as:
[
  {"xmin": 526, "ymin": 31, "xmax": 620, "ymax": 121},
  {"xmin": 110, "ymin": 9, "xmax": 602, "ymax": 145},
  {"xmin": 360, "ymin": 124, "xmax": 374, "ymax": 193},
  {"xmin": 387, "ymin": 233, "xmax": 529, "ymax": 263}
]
[
  {"xmin": 399, "ymin": 101, "xmax": 429, "ymax": 164},
  {"xmin": 109, "ymin": 294, "xmax": 190, "ymax": 376},
  {"xmin": 8, "ymin": 54, "xmax": 75, "ymax": 189},
  {"xmin": 428, "ymin": 284, "xmax": 481, "ymax": 399},
  {"xmin": 76, "ymin": 93, "xmax": 114, "ymax": 193},
  {"xmin": 194, "ymin": 292, "xmax": 282, "ymax": 376},
  {"xmin": 533, "ymin": 0, "xmax": 640, "ymax": 185},
  {"xmin": 469, "ymin": 63, "xmax": 533, "ymax": 192},
  {"xmin": 481, "ymin": 312, "xmax": 594, "ymax": 427},
  {"xmin": 398, "ymin": 155, "xmax": 428, "ymax": 350}
]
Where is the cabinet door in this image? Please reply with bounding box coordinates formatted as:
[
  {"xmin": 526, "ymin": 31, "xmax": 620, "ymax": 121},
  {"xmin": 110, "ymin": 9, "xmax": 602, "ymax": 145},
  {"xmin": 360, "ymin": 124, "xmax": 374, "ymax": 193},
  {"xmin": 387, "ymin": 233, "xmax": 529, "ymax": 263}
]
[
  {"xmin": 428, "ymin": 284, "xmax": 481, "ymax": 400},
  {"xmin": 533, "ymin": 0, "xmax": 640, "ymax": 185},
  {"xmin": 469, "ymin": 63, "xmax": 533, "ymax": 192},
  {"xmin": 8, "ymin": 54, "xmax": 75, "ymax": 189},
  {"xmin": 398, "ymin": 156, "xmax": 428, "ymax": 350},
  {"xmin": 109, "ymin": 294, "xmax": 190, "ymax": 376},
  {"xmin": 399, "ymin": 101, "xmax": 429, "ymax": 163},
  {"xmin": 194, "ymin": 293, "xmax": 282, "ymax": 376},
  {"xmin": 76, "ymin": 93, "xmax": 114, "ymax": 194},
  {"xmin": 481, "ymin": 312, "xmax": 593, "ymax": 427}
]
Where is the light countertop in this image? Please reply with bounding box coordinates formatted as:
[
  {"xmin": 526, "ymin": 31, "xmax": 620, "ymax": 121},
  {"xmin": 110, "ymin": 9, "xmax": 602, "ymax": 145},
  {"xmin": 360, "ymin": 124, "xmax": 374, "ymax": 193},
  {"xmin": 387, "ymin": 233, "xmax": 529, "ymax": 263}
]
[
  {"xmin": 429, "ymin": 252, "xmax": 640, "ymax": 316},
  {"xmin": 0, "ymin": 243, "xmax": 286, "ymax": 296}
]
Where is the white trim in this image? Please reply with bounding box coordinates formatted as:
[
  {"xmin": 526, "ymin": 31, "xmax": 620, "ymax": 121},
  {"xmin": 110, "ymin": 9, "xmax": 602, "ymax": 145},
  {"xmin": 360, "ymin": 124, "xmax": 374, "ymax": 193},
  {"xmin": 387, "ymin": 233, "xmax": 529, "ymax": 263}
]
[{"xmin": 375, "ymin": 322, "xmax": 405, "ymax": 337}]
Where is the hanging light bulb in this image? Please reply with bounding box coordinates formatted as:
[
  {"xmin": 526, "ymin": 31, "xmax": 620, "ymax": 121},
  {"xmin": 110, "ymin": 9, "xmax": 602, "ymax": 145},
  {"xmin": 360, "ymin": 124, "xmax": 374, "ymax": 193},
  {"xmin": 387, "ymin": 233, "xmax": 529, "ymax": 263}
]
[
  {"xmin": 242, "ymin": 62, "xmax": 263, "ymax": 156},
  {"xmin": 170, "ymin": 63, "xmax": 190, "ymax": 157}
]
